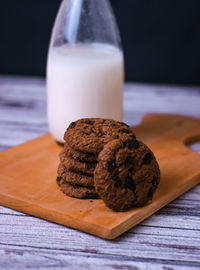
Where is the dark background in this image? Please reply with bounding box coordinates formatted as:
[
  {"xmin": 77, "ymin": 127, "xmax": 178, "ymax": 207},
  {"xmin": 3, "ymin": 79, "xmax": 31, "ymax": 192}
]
[{"xmin": 0, "ymin": 0, "xmax": 200, "ymax": 84}]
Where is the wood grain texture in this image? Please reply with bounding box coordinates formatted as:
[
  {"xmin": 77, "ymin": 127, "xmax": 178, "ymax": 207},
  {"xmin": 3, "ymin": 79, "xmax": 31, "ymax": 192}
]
[{"xmin": 0, "ymin": 76, "xmax": 200, "ymax": 269}]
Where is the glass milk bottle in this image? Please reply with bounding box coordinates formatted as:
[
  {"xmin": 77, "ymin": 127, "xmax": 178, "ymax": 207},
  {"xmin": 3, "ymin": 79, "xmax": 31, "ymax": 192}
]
[{"xmin": 47, "ymin": 0, "xmax": 124, "ymax": 143}]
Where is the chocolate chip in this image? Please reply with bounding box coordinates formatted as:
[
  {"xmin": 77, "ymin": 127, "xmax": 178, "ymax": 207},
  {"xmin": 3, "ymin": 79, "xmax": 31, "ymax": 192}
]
[
  {"xmin": 112, "ymin": 169, "xmax": 119, "ymax": 182},
  {"xmin": 143, "ymin": 153, "xmax": 152, "ymax": 164},
  {"xmin": 124, "ymin": 139, "xmax": 139, "ymax": 149},
  {"xmin": 56, "ymin": 176, "xmax": 62, "ymax": 183},
  {"xmin": 99, "ymin": 132, "xmax": 105, "ymax": 138},
  {"xmin": 148, "ymin": 187, "xmax": 153, "ymax": 198},
  {"xmin": 84, "ymin": 126, "xmax": 88, "ymax": 130},
  {"xmin": 130, "ymin": 134, "xmax": 136, "ymax": 139},
  {"xmin": 110, "ymin": 123, "xmax": 116, "ymax": 127},
  {"xmin": 114, "ymin": 179, "xmax": 122, "ymax": 187},
  {"xmin": 124, "ymin": 157, "xmax": 134, "ymax": 167},
  {"xmin": 85, "ymin": 120, "xmax": 95, "ymax": 125},
  {"xmin": 128, "ymin": 166, "xmax": 134, "ymax": 173},
  {"xmin": 107, "ymin": 159, "xmax": 116, "ymax": 172},
  {"xmin": 113, "ymin": 135, "xmax": 119, "ymax": 139},
  {"xmin": 119, "ymin": 128, "xmax": 132, "ymax": 134},
  {"xmin": 69, "ymin": 122, "xmax": 76, "ymax": 128},
  {"xmin": 125, "ymin": 176, "xmax": 136, "ymax": 190}
]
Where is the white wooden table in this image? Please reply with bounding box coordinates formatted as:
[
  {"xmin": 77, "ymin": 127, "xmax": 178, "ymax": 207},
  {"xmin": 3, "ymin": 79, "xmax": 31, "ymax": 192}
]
[{"xmin": 0, "ymin": 75, "xmax": 200, "ymax": 270}]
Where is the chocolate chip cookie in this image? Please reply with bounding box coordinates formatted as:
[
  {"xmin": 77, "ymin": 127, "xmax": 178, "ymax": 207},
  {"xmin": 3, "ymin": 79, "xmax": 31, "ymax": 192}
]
[
  {"xmin": 59, "ymin": 150, "xmax": 96, "ymax": 175},
  {"xmin": 56, "ymin": 176, "xmax": 98, "ymax": 199},
  {"xmin": 94, "ymin": 137, "xmax": 160, "ymax": 211},
  {"xmin": 64, "ymin": 143, "xmax": 97, "ymax": 163},
  {"xmin": 64, "ymin": 118, "xmax": 135, "ymax": 154},
  {"xmin": 57, "ymin": 163, "xmax": 94, "ymax": 187}
]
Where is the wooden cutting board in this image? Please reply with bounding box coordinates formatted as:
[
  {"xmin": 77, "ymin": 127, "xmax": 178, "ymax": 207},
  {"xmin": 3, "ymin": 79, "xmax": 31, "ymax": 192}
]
[{"xmin": 0, "ymin": 114, "xmax": 200, "ymax": 239}]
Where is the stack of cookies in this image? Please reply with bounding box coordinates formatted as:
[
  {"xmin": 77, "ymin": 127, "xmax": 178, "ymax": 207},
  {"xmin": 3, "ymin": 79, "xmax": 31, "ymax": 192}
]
[
  {"xmin": 56, "ymin": 118, "xmax": 134, "ymax": 199},
  {"xmin": 56, "ymin": 118, "xmax": 160, "ymax": 211}
]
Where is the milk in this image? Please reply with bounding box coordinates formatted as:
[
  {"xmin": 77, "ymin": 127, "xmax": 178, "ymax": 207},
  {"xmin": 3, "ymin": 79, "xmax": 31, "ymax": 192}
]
[{"xmin": 47, "ymin": 43, "xmax": 124, "ymax": 143}]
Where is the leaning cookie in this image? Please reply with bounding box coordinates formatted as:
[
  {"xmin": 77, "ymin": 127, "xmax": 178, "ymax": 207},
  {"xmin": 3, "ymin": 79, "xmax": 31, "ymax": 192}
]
[
  {"xmin": 57, "ymin": 163, "xmax": 94, "ymax": 187},
  {"xmin": 56, "ymin": 177, "xmax": 99, "ymax": 199},
  {"xmin": 94, "ymin": 137, "xmax": 160, "ymax": 211}
]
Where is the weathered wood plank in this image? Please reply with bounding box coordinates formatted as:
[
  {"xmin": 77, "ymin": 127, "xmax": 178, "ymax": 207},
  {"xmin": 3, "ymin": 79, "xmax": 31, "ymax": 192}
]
[
  {"xmin": 0, "ymin": 76, "xmax": 48, "ymax": 151},
  {"xmin": 0, "ymin": 248, "xmax": 199, "ymax": 270}
]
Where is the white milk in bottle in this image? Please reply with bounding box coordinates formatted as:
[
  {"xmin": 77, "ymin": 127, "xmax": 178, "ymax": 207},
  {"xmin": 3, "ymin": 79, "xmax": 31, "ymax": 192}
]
[{"xmin": 47, "ymin": 43, "xmax": 124, "ymax": 143}]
